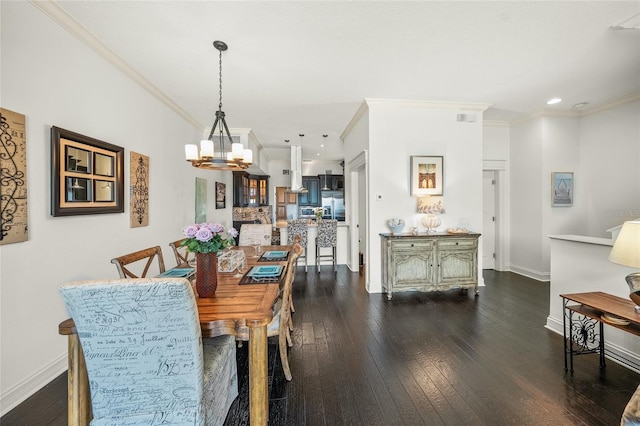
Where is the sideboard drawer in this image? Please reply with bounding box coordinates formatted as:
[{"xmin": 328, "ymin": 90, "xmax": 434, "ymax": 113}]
[
  {"xmin": 391, "ymin": 240, "xmax": 434, "ymax": 250},
  {"xmin": 438, "ymin": 238, "xmax": 477, "ymax": 249}
]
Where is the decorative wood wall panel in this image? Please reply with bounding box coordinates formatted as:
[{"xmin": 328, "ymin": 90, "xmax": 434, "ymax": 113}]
[
  {"xmin": 0, "ymin": 108, "xmax": 28, "ymax": 245},
  {"xmin": 130, "ymin": 151, "xmax": 149, "ymax": 227}
]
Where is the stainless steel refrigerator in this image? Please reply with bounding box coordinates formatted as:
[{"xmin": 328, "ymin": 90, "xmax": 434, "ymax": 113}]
[{"xmin": 321, "ymin": 191, "xmax": 345, "ymax": 221}]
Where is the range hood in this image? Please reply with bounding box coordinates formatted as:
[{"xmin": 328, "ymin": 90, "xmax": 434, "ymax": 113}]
[{"xmin": 287, "ymin": 146, "xmax": 307, "ymax": 193}]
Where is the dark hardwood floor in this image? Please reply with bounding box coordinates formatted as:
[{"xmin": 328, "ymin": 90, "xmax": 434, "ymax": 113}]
[{"xmin": 3, "ymin": 268, "xmax": 639, "ymax": 425}]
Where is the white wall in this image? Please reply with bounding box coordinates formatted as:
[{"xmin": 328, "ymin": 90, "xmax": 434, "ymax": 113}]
[
  {"xmin": 508, "ymin": 100, "xmax": 640, "ymax": 281},
  {"xmin": 540, "ymin": 116, "xmax": 587, "ymax": 272},
  {"xmin": 483, "ymin": 122, "xmax": 510, "ymax": 161},
  {"xmin": 356, "ymin": 100, "xmax": 486, "ymax": 294},
  {"xmin": 580, "ymin": 100, "xmax": 640, "ymax": 237},
  {"xmin": 509, "ymin": 117, "xmax": 545, "ymax": 278},
  {"xmin": 547, "ymin": 236, "xmax": 640, "ymax": 372},
  {"xmin": 0, "ymin": 2, "xmax": 233, "ymax": 412}
]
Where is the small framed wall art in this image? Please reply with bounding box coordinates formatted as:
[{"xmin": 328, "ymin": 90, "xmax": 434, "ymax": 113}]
[
  {"xmin": 51, "ymin": 126, "xmax": 124, "ymax": 216},
  {"xmin": 216, "ymin": 181, "xmax": 226, "ymax": 209},
  {"xmin": 411, "ymin": 155, "xmax": 443, "ymax": 196},
  {"xmin": 551, "ymin": 172, "xmax": 573, "ymax": 207}
]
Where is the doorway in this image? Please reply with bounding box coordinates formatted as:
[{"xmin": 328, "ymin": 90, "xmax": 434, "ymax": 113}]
[{"xmin": 482, "ymin": 170, "xmax": 496, "ymax": 269}]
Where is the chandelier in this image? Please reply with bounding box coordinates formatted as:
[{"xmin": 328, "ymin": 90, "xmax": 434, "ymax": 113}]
[{"xmin": 185, "ymin": 40, "xmax": 252, "ymax": 170}]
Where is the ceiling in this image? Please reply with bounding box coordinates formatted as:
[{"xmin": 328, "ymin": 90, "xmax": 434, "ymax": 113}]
[{"xmin": 48, "ymin": 1, "xmax": 640, "ymax": 162}]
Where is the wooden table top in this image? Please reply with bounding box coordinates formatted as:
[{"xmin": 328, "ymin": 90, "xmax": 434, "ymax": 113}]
[
  {"xmin": 59, "ymin": 245, "xmax": 291, "ymax": 337},
  {"xmin": 561, "ymin": 291, "xmax": 640, "ymax": 324}
]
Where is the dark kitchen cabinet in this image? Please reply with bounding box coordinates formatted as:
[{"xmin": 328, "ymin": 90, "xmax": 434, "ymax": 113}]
[
  {"xmin": 298, "ymin": 176, "xmax": 320, "ymax": 206},
  {"xmin": 233, "ymin": 171, "xmax": 269, "ymax": 207},
  {"xmin": 318, "ymin": 174, "xmax": 344, "ymax": 191}
]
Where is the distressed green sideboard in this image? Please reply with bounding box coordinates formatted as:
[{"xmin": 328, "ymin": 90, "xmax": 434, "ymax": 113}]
[{"xmin": 380, "ymin": 232, "xmax": 481, "ymax": 300}]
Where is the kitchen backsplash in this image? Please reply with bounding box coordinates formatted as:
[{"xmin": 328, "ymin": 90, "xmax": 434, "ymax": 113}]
[{"xmin": 232, "ymin": 206, "xmax": 272, "ymax": 224}]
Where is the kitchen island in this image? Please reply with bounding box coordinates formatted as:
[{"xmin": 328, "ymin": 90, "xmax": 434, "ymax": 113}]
[{"xmin": 276, "ymin": 220, "xmax": 349, "ymax": 267}]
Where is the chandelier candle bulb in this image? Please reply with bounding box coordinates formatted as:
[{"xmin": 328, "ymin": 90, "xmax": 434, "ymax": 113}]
[
  {"xmin": 185, "ymin": 144, "xmax": 199, "ymax": 160},
  {"xmin": 200, "ymin": 140, "xmax": 214, "ymax": 158},
  {"xmin": 243, "ymin": 149, "xmax": 253, "ymax": 164},
  {"xmin": 232, "ymin": 142, "xmax": 244, "ymax": 159}
]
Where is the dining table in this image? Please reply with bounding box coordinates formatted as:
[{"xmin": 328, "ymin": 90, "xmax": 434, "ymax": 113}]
[{"xmin": 58, "ymin": 244, "xmax": 292, "ymax": 426}]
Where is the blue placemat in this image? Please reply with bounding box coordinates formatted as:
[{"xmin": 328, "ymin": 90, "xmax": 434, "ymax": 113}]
[
  {"xmin": 157, "ymin": 268, "xmax": 195, "ymax": 278},
  {"xmin": 239, "ymin": 265, "xmax": 284, "ymax": 285},
  {"xmin": 258, "ymin": 251, "xmax": 289, "ymax": 262}
]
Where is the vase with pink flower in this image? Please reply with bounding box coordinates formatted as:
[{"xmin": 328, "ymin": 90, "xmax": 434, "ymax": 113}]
[{"xmin": 182, "ymin": 222, "xmax": 238, "ymax": 297}]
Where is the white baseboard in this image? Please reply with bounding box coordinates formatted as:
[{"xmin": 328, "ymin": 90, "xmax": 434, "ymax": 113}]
[
  {"xmin": 0, "ymin": 354, "xmax": 67, "ymax": 416},
  {"xmin": 546, "ymin": 315, "xmax": 640, "ymax": 375},
  {"xmin": 509, "ymin": 264, "xmax": 550, "ymax": 282}
]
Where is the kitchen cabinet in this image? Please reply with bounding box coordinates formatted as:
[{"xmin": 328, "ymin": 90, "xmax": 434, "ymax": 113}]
[
  {"xmin": 318, "ymin": 174, "xmax": 344, "ymax": 191},
  {"xmin": 298, "ymin": 176, "xmax": 320, "ymax": 206},
  {"xmin": 233, "ymin": 171, "xmax": 269, "ymax": 207},
  {"xmin": 380, "ymin": 233, "xmax": 480, "ymax": 300}
]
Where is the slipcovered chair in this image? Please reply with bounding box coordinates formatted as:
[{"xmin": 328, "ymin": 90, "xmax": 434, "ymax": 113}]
[
  {"xmin": 110, "ymin": 246, "xmax": 166, "ymax": 278},
  {"xmin": 59, "ymin": 278, "xmax": 238, "ymax": 425},
  {"xmin": 316, "ymin": 219, "xmax": 338, "ymax": 273},
  {"xmin": 622, "ymin": 384, "xmax": 640, "ymax": 426},
  {"xmin": 238, "ymin": 223, "xmax": 273, "ymax": 247},
  {"xmin": 287, "ymin": 219, "xmax": 308, "ymax": 272}
]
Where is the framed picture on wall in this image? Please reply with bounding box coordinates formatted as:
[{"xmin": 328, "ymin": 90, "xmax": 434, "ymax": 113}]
[
  {"xmin": 51, "ymin": 126, "xmax": 124, "ymax": 216},
  {"xmin": 411, "ymin": 155, "xmax": 443, "ymax": 196},
  {"xmin": 551, "ymin": 172, "xmax": 573, "ymax": 207},
  {"xmin": 216, "ymin": 181, "xmax": 226, "ymax": 209}
]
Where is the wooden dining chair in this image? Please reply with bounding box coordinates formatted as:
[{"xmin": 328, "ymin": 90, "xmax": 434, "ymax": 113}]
[
  {"xmin": 236, "ymin": 241, "xmax": 301, "ymax": 381},
  {"xmin": 288, "ymin": 235, "xmax": 304, "ymax": 316},
  {"xmin": 59, "ymin": 278, "xmax": 238, "ymax": 425},
  {"xmin": 169, "ymin": 238, "xmax": 193, "ymax": 267},
  {"xmin": 110, "ymin": 246, "xmax": 166, "ymax": 278}
]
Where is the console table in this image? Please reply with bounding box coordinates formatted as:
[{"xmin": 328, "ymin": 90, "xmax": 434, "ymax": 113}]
[
  {"xmin": 380, "ymin": 232, "xmax": 480, "ymax": 300},
  {"xmin": 561, "ymin": 292, "xmax": 640, "ymax": 373}
]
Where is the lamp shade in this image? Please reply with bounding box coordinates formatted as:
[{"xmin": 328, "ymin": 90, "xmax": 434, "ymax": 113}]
[{"xmin": 609, "ymin": 221, "xmax": 640, "ymax": 268}]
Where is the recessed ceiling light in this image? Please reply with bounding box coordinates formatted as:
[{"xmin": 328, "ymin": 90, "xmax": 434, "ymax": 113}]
[
  {"xmin": 546, "ymin": 98, "xmax": 562, "ymax": 105},
  {"xmin": 572, "ymin": 102, "xmax": 589, "ymax": 110}
]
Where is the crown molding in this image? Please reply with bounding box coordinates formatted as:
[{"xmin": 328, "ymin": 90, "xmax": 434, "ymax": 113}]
[
  {"xmin": 30, "ymin": 0, "xmax": 202, "ymax": 130},
  {"xmin": 364, "ymin": 98, "xmax": 491, "ymax": 112},
  {"xmin": 340, "ymin": 100, "xmax": 370, "ymax": 141},
  {"xmin": 579, "ymin": 92, "xmax": 640, "ymax": 117},
  {"xmin": 483, "ymin": 120, "xmax": 511, "ymax": 128}
]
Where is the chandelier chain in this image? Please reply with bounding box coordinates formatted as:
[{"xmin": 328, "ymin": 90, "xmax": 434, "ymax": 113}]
[{"xmin": 218, "ymin": 47, "xmax": 223, "ymax": 110}]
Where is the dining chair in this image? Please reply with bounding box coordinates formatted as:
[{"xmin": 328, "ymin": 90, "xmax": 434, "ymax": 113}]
[
  {"xmin": 110, "ymin": 246, "xmax": 166, "ymax": 278},
  {"xmin": 59, "ymin": 278, "xmax": 238, "ymax": 425},
  {"xmin": 236, "ymin": 242, "xmax": 301, "ymax": 381},
  {"xmin": 169, "ymin": 238, "xmax": 193, "ymax": 267},
  {"xmin": 285, "ymin": 238, "xmax": 304, "ymax": 339},
  {"xmin": 316, "ymin": 219, "xmax": 338, "ymax": 273},
  {"xmin": 287, "ymin": 219, "xmax": 308, "ymax": 272},
  {"xmin": 238, "ymin": 223, "xmax": 273, "ymax": 247}
]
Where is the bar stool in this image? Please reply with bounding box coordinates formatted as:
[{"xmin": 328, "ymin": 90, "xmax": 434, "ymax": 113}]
[
  {"xmin": 287, "ymin": 219, "xmax": 308, "ymax": 272},
  {"xmin": 316, "ymin": 219, "xmax": 337, "ymax": 273}
]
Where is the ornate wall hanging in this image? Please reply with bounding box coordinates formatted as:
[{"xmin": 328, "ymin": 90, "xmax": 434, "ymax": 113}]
[
  {"xmin": 0, "ymin": 108, "xmax": 28, "ymax": 245},
  {"xmin": 130, "ymin": 151, "xmax": 149, "ymax": 227}
]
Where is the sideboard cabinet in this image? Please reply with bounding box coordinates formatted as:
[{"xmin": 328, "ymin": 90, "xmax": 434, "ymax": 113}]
[{"xmin": 380, "ymin": 233, "xmax": 480, "ymax": 300}]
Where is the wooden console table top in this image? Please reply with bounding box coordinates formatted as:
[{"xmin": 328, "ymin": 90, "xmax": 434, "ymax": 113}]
[{"xmin": 561, "ymin": 291, "xmax": 640, "ymax": 336}]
